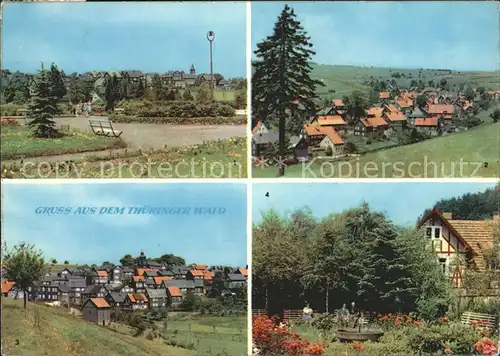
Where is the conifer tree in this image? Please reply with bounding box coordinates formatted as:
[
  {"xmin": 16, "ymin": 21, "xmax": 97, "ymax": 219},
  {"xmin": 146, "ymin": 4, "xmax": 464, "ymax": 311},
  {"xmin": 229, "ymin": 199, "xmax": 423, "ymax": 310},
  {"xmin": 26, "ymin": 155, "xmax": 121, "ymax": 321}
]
[
  {"xmin": 48, "ymin": 63, "xmax": 67, "ymax": 99},
  {"xmin": 182, "ymin": 89, "xmax": 194, "ymax": 101},
  {"xmin": 253, "ymin": 4, "xmax": 324, "ymax": 176},
  {"xmin": 27, "ymin": 64, "xmax": 58, "ymax": 138}
]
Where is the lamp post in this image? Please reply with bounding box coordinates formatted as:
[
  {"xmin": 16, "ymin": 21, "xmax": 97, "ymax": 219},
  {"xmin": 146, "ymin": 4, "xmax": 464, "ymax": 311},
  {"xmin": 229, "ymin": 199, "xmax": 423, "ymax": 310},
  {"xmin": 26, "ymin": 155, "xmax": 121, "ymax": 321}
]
[{"xmin": 207, "ymin": 31, "xmax": 215, "ymax": 99}]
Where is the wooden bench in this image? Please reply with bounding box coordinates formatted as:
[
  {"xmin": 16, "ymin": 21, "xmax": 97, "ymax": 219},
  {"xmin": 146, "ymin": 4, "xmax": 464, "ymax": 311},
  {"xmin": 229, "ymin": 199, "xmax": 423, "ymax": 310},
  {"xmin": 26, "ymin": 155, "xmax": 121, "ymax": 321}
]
[
  {"xmin": 89, "ymin": 119, "xmax": 122, "ymax": 138},
  {"xmin": 461, "ymin": 311, "xmax": 498, "ymax": 330}
]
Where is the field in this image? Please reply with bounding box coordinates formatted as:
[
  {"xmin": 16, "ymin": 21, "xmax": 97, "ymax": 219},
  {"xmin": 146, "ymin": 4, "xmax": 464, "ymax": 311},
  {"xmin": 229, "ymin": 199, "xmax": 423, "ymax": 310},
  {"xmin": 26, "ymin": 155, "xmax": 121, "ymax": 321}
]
[
  {"xmin": 2, "ymin": 298, "xmax": 247, "ymax": 356},
  {"xmin": 1, "ymin": 126, "xmax": 126, "ymax": 160},
  {"xmin": 2, "ymin": 137, "xmax": 247, "ymax": 179},
  {"xmin": 253, "ymin": 122, "xmax": 499, "ymax": 178},
  {"xmin": 310, "ymin": 63, "xmax": 500, "ymax": 99}
]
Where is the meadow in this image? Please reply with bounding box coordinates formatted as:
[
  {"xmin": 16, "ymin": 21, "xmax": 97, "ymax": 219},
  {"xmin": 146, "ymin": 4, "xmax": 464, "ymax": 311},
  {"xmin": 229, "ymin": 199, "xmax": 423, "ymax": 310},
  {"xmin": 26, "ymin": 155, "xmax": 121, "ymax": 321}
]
[{"xmin": 2, "ymin": 298, "xmax": 247, "ymax": 356}]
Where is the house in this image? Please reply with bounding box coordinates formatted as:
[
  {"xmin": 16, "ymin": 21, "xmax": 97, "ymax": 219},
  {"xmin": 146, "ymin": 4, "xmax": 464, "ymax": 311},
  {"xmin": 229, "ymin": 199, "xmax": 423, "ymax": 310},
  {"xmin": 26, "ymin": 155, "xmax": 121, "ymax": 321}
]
[
  {"xmin": 68, "ymin": 278, "xmax": 87, "ymax": 304},
  {"xmin": 366, "ymin": 107, "xmax": 384, "ymax": 118},
  {"xmin": 288, "ymin": 135, "xmax": 309, "ymax": 162},
  {"xmin": 383, "ymin": 112, "xmax": 407, "ymax": 130},
  {"xmin": 382, "ymin": 103, "xmax": 399, "ymax": 115},
  {"xmin": 82, "ymin": 298, "xmax": 111, "ymax": 326},
  {"xmin": 252, "ymin": 121, "xmax": 270, "ymax": 135},
  {"xmin": 2, "ymin": 281, "xmax": 16, "ymax": 297},
  {"xmin": 124, "ymin": 293, "xmax": 149, "ymax": 310},
  {"xmin": 238, "ymin": 268, "xmax": 248, "ymax": 279},
  {"xmin": 92, "ymin": 268, "xmax": 109, "ymax": 285},
  {"xmin": 60, "ymin": 267, "xmax": 84, "ymax": 277},
  {"xmin": 203, "ymin": 271, "xmax": 214, "ymax": 281},
  {"xmin": 190, "ymin": 264, "xmax": 209, "ymax": 271},
  {"xmin": 407, "ymin": 107, "xmax": 428, "ymax": 126},
  {"xmin": 417, "ymin": 209, "xmax": 498, "ymax": 289},
  {"xmin": 331, "ymin": 99, "xmax": 345, "ymax": 111},
  {"xmin": 396, "ymin": 96, "xmax": 414, "ymax": 113},
  {"xmin": 318, "ymin": 127, "xmax": 344, "ymax": 156},
  {"xmin": 302, "ymin": 124, "xmax": 332, "ymax": 147},
  {"xmin": 108, "ymin": 283, "xmax": 134, "ymax": 294},
  {"xmin": 36, "ymin": 283, "xmax": 59, "ymax": 301},
  {"xmin": 146, "ymin": 288, "xmax": 168, "ymax": 309},
  {"xmin": 252, "ymin": 131, "xmax": 279, "ymax": 156},
  {"xmin": 354, "ymin": 117, "xmax": 389, "ymax": 137},
  {"xmin": 310, "ymin": 115, "xmax": 347, "ymax": 132},
  {"xmin": 158, "ymin": 270, "xmax": 174, "ymax": 277},
  {"xmin": 164, "ymin": 279, "xmax": 200, "ymax": 295},
  {"xmin": 414, "ymin": 118, "xmax": 439, "ymax": 136},
  {"xmin": 132, "ymin": 276, "xmax": 146, "ymax": 293},
  {"xmin": 426, "ymin": 104, "xmax": 454, "ymax": 120},
  {"xmin": 81, "ymin": 285, "xmax": 108, "ymax": 304},
  {"xmin": 153, "ymin": 276, "xmax": 173, "ymax": 288},
  {"xmin": 120, "ymin": 70, "xmax": 144, "ymax": 83},
  {"xmin": 187, "ymin": 270, "xmax": 204, "ymax": 280},
  {"xmin": 172, "ymin": 266, "xmax": 189, "ymax": 279},
  {"xmin": 225, "ymin": 274, "xmax": 247, "ymax": 290},
  {"xmin": 166, "ymin": 286, "xmax": 183, "ymax": 307},
  {"xmin": 110, "ymin": 266, "xmax": 123, "ymax": 284},
  {"xmin": 379, "ymin": 92, "xmax": 390, "ymax": 100},
  {"xmin": 57, "ymin": 285, "xmax": 70, "ymax": 303},
  {"xmin": 106, "ymin": 291, "xmax": 127, "ymax": 308}
]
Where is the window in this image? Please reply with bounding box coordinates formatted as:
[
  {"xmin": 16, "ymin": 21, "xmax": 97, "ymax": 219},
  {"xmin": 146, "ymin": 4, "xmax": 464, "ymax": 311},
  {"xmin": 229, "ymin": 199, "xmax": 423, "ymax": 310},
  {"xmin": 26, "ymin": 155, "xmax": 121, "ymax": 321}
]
[
  {"xmin": 439, "ymin": 258, "xmax": 447, "ymax": 274},
  {"xmin": 434, "ymin": 227, "xmax": 441, "ymax": 239}
]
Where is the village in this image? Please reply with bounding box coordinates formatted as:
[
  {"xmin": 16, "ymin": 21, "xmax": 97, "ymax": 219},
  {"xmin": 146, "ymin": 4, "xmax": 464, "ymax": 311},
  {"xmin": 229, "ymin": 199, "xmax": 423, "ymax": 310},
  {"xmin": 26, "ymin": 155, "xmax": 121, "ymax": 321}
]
[
  {"xmin": 1, "ymin": 251, "xmax": 248, "ymax": 326},
  {"xmin": 252, "ymin": 85, "xmax": 500, "ymax": 163}
]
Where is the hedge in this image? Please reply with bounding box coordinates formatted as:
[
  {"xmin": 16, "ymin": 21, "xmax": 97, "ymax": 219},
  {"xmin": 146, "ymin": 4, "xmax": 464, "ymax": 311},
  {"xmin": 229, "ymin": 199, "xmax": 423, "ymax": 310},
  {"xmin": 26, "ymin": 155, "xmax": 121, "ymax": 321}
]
[
  {"xmin": 108, "ymin": 114, "xmax": 246, "ymax": 125},
  {"xmin": 120, "ymin": 100, "xmax": 236, "ymax": 118}
]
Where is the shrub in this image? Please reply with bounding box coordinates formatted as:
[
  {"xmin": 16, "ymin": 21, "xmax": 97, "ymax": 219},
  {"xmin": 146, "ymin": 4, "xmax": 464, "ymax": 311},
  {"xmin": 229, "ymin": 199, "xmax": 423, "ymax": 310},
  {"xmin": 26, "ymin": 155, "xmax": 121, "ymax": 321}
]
[
  {"xmin": 324, "ymin": 146, "xmax": 333, "ymax": 156},
  {"xmin": 311, "ymin": 313, "xmax": 336, "ymax": 332},
  {"xmin": 108, "ymin": 114, "xmax": 245, "ymax": 125},
  {"xmin": 0, "ymin": 103, "xmax": 24, "ymax": 116},
  {"xmin": 253, "ymin": 315, "xmax": 327, "ymax": 355},
  {"xmin": 0, "ymin": 118, "xmax": 21, "ymax": 126}
]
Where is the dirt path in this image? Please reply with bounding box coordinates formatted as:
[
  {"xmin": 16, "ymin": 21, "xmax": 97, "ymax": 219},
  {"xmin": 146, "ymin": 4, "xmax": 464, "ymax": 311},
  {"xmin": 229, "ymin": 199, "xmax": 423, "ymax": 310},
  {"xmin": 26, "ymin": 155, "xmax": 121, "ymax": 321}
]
[{"xmin": 3, "ymin": 116, "xmax": 246, "ymax": 165}]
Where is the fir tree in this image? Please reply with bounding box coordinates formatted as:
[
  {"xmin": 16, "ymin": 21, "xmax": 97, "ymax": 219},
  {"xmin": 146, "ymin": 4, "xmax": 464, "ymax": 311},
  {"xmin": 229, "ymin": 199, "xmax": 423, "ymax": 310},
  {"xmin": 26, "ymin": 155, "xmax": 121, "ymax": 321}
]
[
  {"xmin": 104, "ymin": 75, "xmax": 120, "ymax": 111},
  {"xmin": 253, "ymin": 4, "xmax": 324, "ymax": 176},
  {"xmin": 27, "ymin": 64, "xmax": 58, "ymax": 138},
  {"xmin": 136, "ymin": 78, "xmax": 146, "ymax": 99},
  {"xmin": 48, "ymin": 63, "xmax": 67, "ymax": 99},
  {"xmin": 182, "ymin": 89, "xmax": 194, "ymax": 101}
]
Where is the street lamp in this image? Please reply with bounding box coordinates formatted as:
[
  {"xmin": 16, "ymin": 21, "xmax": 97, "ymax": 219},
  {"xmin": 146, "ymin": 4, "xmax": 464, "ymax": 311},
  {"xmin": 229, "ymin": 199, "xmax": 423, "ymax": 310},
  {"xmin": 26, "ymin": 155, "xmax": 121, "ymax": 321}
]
[{"xmin": 206, "ymin": 31, "xmax": 215, "ymax": 98}]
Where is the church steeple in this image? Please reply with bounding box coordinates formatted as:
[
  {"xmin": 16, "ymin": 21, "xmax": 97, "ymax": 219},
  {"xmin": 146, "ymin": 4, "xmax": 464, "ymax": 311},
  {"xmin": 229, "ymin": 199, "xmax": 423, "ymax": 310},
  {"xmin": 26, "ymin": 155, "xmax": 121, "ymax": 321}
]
[
  {"xmin": 137, "ymin": 251, "xmax": 146, "ymax": 268},
  {"xmin": 190, "ymin": 64, "xmax": 196, "ymax": 76}
]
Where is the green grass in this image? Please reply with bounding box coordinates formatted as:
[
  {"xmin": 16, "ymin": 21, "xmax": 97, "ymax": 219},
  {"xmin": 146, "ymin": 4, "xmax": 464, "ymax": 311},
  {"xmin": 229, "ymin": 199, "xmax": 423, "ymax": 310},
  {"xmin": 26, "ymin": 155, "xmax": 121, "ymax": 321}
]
[
  {"xmin": 253, "ymin": 123, "xmax": 499, "ymax": 178},
  {"xmin": 311, "ymin": 63, "xmax": 500, "ymax": 99},
  {"xmin": 1, "ymin": 298, "xmax": 195, "ymax": 356},
  {"xmin": 0, "ymin": 125, "xmax": 126, "ymax": 160},
  {"xmin": 3, "ymin": 137, "xmax": 247, "ymax": 179},
  {"xmin": 159, "ymin": 312, "xmax": 247, "ymax": 356}
]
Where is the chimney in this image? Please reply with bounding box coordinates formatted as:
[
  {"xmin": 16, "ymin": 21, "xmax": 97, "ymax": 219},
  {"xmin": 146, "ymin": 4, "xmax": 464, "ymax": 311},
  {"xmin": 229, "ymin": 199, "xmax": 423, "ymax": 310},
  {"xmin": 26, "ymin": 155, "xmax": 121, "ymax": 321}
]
[{"xmin": 442, "ymin": 212, "xmax": 453, "ymax": 220}]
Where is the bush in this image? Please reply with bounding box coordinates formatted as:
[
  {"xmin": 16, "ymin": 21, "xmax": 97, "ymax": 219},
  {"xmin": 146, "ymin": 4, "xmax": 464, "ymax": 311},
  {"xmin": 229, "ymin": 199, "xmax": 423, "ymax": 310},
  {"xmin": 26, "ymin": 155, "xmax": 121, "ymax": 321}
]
[
  {"xmin": 1, "ymin": 103, "xmax": 24, "ymax": 116},
  {"xmin": 0, "ymin": 118, "xmax": 21, "ymax": 126},
  {"xmin": 120, "ymin": 100, "xmax": 236, "ymax": 118},
  {"xmin": 311, "ymin": 313, "xmax": 336, "ymax": 332},
  {"xmin": 108, "ymin": 114, "xmax": 245, "ymax": 125},
  {"xmin": 324, "ymin": 146, "xmax": 333, "ymax": 156}
]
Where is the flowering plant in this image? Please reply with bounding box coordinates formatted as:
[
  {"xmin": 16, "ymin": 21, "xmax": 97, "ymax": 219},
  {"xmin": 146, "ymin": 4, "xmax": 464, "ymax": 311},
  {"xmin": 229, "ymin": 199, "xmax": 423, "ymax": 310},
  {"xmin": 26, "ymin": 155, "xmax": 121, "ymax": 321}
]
[
  {"xmin": 474, "ymin": 337, "xmax": 497, "ymax": 355},
  {"xmin": 253, "ymin": 315, "xmax": 327, "ymax": 355}
]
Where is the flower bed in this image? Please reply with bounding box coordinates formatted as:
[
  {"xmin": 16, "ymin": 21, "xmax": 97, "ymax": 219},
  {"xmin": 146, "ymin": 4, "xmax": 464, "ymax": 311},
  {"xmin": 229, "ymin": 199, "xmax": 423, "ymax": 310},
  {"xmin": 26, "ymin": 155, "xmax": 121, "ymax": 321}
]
[
  {"xmin": 1, "ymin": 118, "xmax": 21, "ymax": 126},
  {"xmin": 253, "ymin": 315, "xmax": 327, "ymax": 355},
  {"xmin": 108, "ymin": 114, "xmax": 246, "ymax": 125}
]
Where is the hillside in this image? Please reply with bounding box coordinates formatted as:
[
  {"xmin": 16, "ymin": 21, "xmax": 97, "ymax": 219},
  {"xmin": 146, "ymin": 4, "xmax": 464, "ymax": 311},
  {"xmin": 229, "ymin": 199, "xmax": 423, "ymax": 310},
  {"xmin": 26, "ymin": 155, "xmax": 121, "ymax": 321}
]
[
  {"xmin": 1, "ymin": 298, "xmax": 194, "ymax": 356},
  {"xmin": 253, "ymin": 122, "xmax": 499, "ymax": 178},
  {"xmin": 309, "ymin": 63, "xmax": 500, "ymax": 98}
]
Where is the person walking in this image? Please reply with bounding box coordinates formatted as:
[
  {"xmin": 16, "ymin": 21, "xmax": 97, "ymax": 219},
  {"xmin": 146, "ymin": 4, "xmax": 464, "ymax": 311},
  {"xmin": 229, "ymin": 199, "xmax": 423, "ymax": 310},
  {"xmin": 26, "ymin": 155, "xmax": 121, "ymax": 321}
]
[{"xmin": 86, "ymin": 101, "xmax": 92, "ymax": 117}]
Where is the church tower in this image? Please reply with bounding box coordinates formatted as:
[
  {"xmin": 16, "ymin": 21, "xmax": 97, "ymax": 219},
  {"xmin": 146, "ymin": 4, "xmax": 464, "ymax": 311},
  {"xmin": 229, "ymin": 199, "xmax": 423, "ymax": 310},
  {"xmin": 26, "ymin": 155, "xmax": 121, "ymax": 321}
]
[
  {"xmin": 137, "ymin": 251, "xmax": 146, "ymax": 268},
  {"xmin": 190, "ymin": 64, "xmax": 196, "ymax": 76}
]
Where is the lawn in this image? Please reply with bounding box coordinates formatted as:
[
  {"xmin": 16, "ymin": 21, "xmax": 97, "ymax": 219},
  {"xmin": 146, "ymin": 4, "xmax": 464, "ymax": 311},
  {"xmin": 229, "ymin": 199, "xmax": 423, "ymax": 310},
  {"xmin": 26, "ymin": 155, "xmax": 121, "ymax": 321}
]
[
  {"xmin": 157, "ymin": 312, "xmax": 247, "ymax": 356},
  {"xmin": 253, "ymin": 122, "xmax": 499, "ymax": 178},
  {"xmin": 1, "ymin": 298, "xmax": 194, "ymax": 356},
  {"xmin": 1, "ymin": 125, "xmax": 126, "ymax": 160},
  {"xmin": 2, "ymin": 137, "xmax": 247, "ymax": 178}
]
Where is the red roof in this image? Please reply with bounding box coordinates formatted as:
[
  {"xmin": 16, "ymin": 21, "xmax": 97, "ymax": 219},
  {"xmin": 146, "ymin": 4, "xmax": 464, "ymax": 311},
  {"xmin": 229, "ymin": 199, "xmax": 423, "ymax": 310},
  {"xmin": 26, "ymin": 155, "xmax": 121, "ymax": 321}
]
[
  {"xmin": 252, "ymin": 121, "xmax": 262, "ymax": 134},
  {"xmin": 167, "ymin": 286, "xmax": 182, "ymax": 297},
  {"xmin": 360, "ymin": 117, "xmax": 388, "ymax": 128},
  {"xmin": 203, "ymin": 271, "xmax": 213, "ymax": 281},
  {"xmin": 1, "ymin": 281, "xmax": 15, "ymax": 294},
  {"xmin": 385, "ymin": 112, "xmax": 407, "ymax": 122},
  {"xmin": 415, "ymin": 118, "xmax": 438, "ymax": 127},
  {"xmin": 332, "ymin": 99, "xmax": 344, "ymax": 107},
  {"xmin": 88, "ymin": 297, "xmax": 111, "ymax": 308},
  {"xmin": 427, "ymin": 104, "xmax": 454, "ymax": 115},
  {"xmin": 153, "ymin": 276, "xmax": 172, "ymax": 285},
  {"xmin": 366, "ymin": 107, "xmax": 384, "ymax": 117},
  {"xmin": 379, "ymin": 92, "xmax": 390, "ymax": 99},
  {"xmin": 189, "ymin": 270, "xmax": 204, "ymax": 277},
  {"xmin": 128, "ymin": 293, "xmax": 148, "ymax": 303},
  {"xmin": 321, "ymin": 126, "xmax": 344, "ymax": 145},
  {"xmin": 239, "ymin": 268, "xmax": 248, "ymax": 277},
  {"xmin": 96, "ymin": 270, "xmax": 108, "ymax": 277},
  {"xmin": 316, "ymin": 115, "xmax": 346, "ymax": 126}
]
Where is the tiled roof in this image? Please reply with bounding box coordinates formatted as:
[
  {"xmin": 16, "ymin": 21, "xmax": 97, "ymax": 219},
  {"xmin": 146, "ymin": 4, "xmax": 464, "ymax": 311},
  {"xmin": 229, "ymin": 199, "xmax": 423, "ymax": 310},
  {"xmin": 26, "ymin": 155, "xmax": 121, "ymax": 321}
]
[
  {"xmin": 146, "ymin": 288, "xmax": 167, "ymax": 298},
  {"xmin": 384, "ymin": 104, "xmax": 399, "ymax": 113},
  {"xmin": 88, "ymin": 297, "xmax": 110, "ymax": 308},
  {"xmin": 427, "ymin": 104, "xmax": 454, "ymax": 115},
  {"xmin": 332, "ymin": 99, "xmax": 344, "ymax": 107},
  {"xmin": 128, "ymin": 293, "xmax": 148, "ymax": 303},
  {"xmin": 359, "ymin": 117, "xmax": 388, "ymax": 128},
  {"xmin": 415, "ymin": 118, "xmax": 438, "ymax": 127},
  {"xmin": 153, "ymin": 276, "xmax": 173, "ymax": 285},
  {"xmin": 379, "ymin": 92, "xmax": 390, "ymax": 99},
  {"xmin": 189, "ymin": 270, "xmax": 204, "ymax": 277},
  {"xmin": 136, "ymin": 268, "xmax": 154, "ymax": 276},
  {"xmin": 316, "ymin": 115, "xmax": 346, "ymax": 126},
  {"xmin": 193, "ymin": 264, "xmax": 208, "ymax": 271},
  {"xmin": 239, "ymin": 268, "xmax": 248, "ymax": 277},
  {"xmin": 96, "ymin": 270, "xmax": 108, "ymax": 277},
  {"xmin": 321, "ymin": 126, "xmax": 344, "ymax": 145},
  {"xmin": 367, "ymin": 107, "xmax": 384, "ymax": 117},
  {"xmin": 108, "ymin": 292, "xmax": 127, "ymax": 303},
  {"xmin": 228, "ymin": 273, "xmax": 246, "ymax": 282},
  {"xmin": 385, "ymin": 112, "xmax": 407, "ymax": 122},
  {"xmin": 167, "ymin": 286, "xmax": 182, "ymax": 297},
  {"xmin": 2, "ymin": 281, "xmax": 15, "ymax": 294},
  {"xmin": 203, "ymin": 271, "xmax": 213, "ymax": 281}
]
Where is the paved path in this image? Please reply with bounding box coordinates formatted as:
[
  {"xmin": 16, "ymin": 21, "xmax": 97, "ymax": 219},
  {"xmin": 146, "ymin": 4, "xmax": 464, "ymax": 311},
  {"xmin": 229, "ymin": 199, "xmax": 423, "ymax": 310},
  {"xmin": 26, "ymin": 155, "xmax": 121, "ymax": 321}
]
[{"xmin": 4, "ymin": 116, "xmax": 246, "ymax": 165}]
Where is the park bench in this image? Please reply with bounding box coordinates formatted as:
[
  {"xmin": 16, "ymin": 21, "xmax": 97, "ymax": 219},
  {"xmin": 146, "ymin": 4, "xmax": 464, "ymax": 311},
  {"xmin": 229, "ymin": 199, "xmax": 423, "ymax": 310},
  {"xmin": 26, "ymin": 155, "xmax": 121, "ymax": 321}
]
[
  {"xmin": 461, "ymin": 311, "xmax": 498, "ymax": 330},
  {"xmin": 89, "ymin": 119, "xmax": 122, "ymax": 138}
]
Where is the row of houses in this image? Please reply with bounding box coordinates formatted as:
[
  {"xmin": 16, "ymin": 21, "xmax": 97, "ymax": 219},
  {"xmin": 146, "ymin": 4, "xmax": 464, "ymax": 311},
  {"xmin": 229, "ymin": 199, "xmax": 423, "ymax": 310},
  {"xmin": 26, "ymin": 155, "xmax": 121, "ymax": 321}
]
[
  {"xmin": 1, "ymin": 65, "xmax": 233, "ymax": 92},
  {"xmin": 2, "ymin": 252, "xmax": 248, "ymax": 324},
  {"xmin": 252, "ymin": 86, "xmax": 498, "ymax": 160}
]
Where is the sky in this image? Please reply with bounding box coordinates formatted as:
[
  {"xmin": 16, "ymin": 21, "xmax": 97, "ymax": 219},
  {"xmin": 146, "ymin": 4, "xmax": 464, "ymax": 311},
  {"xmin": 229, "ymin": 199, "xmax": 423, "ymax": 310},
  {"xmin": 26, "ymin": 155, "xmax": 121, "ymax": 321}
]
[
  {"xmin": 252, "ymin": 1, "xmax": 499, "ymax": 71},
  {"xmin": 253, "ymin": 181, "xmax": 498, "ymax": 226},
  {"xmin": 2, "ymin": 183, "xmax": 247, "ymax": 267},
  {"xmin": 1, "ymin": 2, "xmax": 246, "ymax": 77}
]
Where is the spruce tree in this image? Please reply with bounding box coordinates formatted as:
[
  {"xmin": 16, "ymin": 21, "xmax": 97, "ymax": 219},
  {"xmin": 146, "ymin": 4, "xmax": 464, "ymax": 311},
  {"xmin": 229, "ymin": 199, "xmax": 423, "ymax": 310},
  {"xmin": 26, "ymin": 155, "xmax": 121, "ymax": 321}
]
[
  {"xmin": 48, "ymin": 63, "xmax": 67, "ymax": 99},
  {"xmin": 253, "ymin": 4, "xmax": 324, "ymax": 176},
  {"xmin": 27, "ymin": 64, "xmax": 58, "ymax": 138}
]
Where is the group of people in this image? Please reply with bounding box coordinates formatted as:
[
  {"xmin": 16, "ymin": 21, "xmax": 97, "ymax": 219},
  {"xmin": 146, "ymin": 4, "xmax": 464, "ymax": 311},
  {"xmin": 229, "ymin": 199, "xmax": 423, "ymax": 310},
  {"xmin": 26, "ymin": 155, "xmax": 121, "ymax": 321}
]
[{"xmin": 73, "ymin": 101, "xmax": 92, "ymax": 117}]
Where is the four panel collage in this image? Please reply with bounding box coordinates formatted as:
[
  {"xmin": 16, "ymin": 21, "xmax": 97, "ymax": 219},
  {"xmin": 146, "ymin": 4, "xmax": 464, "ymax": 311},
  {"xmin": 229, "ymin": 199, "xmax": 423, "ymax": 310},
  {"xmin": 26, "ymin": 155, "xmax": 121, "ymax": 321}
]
[{"xmin": 0, "ymin": 1, "xmax": 499, "ymax": 356}]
